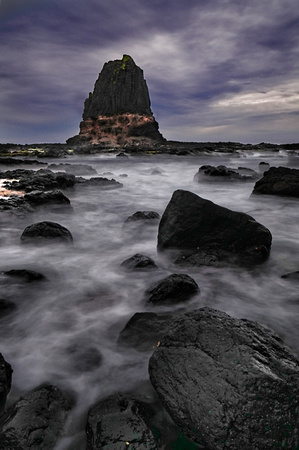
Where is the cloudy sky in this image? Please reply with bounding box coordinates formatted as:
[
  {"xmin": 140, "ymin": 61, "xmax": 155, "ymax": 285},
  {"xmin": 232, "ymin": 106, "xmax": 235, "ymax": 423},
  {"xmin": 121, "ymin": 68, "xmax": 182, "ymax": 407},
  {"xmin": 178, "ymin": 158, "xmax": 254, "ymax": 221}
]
[{"xmin": 0, "ymin": 0, "xmax": 298, "ymax": 144}]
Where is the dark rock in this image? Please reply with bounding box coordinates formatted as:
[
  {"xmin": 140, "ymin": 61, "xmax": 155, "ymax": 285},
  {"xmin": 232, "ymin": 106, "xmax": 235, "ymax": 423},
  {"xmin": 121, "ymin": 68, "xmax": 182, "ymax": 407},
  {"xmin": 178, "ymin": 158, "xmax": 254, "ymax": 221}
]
[
  {"xmin": 194, "ymin": 165, "xmax": 259, "ymax": 182},
  {"xmin": 252, "ymin": 166, "xmax": 299, "ymax": 197},
  {"xmin": 67, "ymin": 55, "xmax": 164, "ymax": 147},
  {"xmin": 20, "ymin": 221, "xmax": 73, "ymax": 245},
  {"xmin": 144, "ymin": 274, "xmax": 199, "ymax": 305},
  {"xmin": 118, "ymin": 312, "xmax": 175, "ymax": 352},
  {"xmin": 281, "ymin": 270, "xmax": 299, "ymax": 280},
  {"xmin": 120, "ymin": 254, "xmax": 158, "ymax": 271},
  {"xmin": 124, "ymin": 211, "xmax": 160, "ymax": 226},
  {"xmin": 0, "ymin": 169, "xmax": 76, "ymax": 193},
  {"xmin": 157, "ymin": 189, "xmax": 272, "ymax": 266},
  {"xmin": 24, "ymin": 190, "xmax": 72, "ymax": 212},
  {"xmin": 116, "ymin": 152, "xmax": 129, "ymax": 158},
  {"xmin": 0, "ymin": 299, "xmax": 16, "ymax": 317},
  {"xmin": 76, "ymin": 176, "xmax": 123, "ymax": 189},
  {"xmin": 0, "ymin": 157, "xmax": 46, "ymax": 166},
  {"xmin": 3, "ymin": 269, "xmax": 46, "ymax": 283},
  {"xmin": 0, "ymin": 385, "xmax": 72, "ymax": 449},
  {"xmin": 0, "ymin": 196, "xmax": 33, "ymax": 217},
  {"xmin": 259, "ymin": 161, "xmax": 270, "ymax": 173},
  {"xmin": 149, "ymin": 307, "xmax": 299, "ymax": 450},
  {"xmin": 0, "ymin": 353, "xmax": 12, "ymax": 415},
  {"xmin": 66, "ymin": 344, "xmax": 102, "ymax": 372}
]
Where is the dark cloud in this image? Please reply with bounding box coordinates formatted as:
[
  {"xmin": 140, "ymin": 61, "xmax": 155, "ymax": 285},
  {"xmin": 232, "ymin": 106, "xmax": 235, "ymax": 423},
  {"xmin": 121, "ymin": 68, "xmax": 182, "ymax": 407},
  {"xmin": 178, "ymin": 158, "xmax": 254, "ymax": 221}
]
[{"xmin": 0, "ymin": 0, "xmax": 298, "ymax": 143}]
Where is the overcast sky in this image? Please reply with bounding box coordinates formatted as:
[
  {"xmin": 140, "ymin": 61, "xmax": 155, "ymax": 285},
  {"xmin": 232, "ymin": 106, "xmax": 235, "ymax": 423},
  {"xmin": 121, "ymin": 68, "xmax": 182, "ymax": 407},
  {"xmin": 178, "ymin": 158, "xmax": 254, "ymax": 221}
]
[{"xmin": 0, "ymin": 0, "xmax": 298, "ymax": 144}]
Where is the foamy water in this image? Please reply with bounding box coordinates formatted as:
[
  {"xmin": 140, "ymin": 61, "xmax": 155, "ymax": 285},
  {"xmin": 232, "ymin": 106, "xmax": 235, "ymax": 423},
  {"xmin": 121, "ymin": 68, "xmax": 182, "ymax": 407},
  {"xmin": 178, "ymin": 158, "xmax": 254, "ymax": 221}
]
[{"xmin": 0, "ymin": 150, "xmax": 298, "ymax": 448}]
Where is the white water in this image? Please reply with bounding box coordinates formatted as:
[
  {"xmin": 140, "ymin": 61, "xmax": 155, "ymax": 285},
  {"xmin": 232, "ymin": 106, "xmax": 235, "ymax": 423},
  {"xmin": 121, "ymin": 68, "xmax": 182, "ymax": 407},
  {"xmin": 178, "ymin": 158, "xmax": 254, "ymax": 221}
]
[{"xmin": 0, "ymin": 150, "xmax": 298, "ymax": 448}]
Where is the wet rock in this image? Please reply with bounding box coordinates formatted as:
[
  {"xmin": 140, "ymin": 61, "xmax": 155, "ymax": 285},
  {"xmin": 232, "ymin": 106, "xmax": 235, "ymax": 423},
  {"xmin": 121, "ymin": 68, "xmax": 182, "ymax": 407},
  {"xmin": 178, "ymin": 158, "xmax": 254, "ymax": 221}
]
[
  {"xmin": 20, "ymin": 221, "xmax": 73, "ymax": 245},
  {"xmin": 124, "ymin": 211, "xmax": 160, "ymax": 226},
  {"xmin": 118, "ymin": 312, "xmax": 176, "ymax": 351},
  {"xmin": 0, "ymin": 385, "xmax": 72, "ymax": 449},
  {"xmin": 259, "ymin": 161, "xmax": 270, "ymax": 173},
  {"xmin": 0, "ymin": 196, "xmax": 33, "ymax": 217},
  {"xmin": 120, "ymin": 253, "xmax": 158, "ymax": 271},
  {"xmin": 252, "ymin": 166, "xmax": 299, "ymax": 197},
  {"xmin": 281, "ymin": 270, "xmax": 299, "ymax": 280},
  {"xmin": 0, "ymin": 353, "xmax": 12, "ymax": 415},
  {"xmin": 0, "ymin": 299, "xmax": 17, "ymax": 317},
  {"xmin": 76, "ymin": 176, "xmax": 123, "ymax": 189},
  {"xmin": 0, "ymin": 169, "xmax": 76, "ymax": 193},
  {"xmin": 3, "ymin": 269, "xmax": 46, "ymax": 283},
  {"xmin": 157, "ymin": 189, "xmax": 272, "ymax": 267},
  {"xmin": 24, "ymin": 190, "xmax": 73, "ymax": 212},
  {"xmin": 194, "ymin": 165, "xmax": 258, "ymax": 182},
  {"xmin": 149, "ymin": 307, "xmax": 299, "ymax": 450},
  {"xmin": 144, "ymin": 273, "xmax": 199, "ymax": 305}
]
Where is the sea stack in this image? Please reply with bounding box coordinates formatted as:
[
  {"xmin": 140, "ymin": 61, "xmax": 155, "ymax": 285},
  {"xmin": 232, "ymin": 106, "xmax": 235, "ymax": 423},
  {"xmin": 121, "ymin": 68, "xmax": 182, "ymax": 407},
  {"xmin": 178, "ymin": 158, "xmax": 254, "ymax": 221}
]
[{"xmin": 67, "ymin": 55, "xmax": 164, "ymax": 148}]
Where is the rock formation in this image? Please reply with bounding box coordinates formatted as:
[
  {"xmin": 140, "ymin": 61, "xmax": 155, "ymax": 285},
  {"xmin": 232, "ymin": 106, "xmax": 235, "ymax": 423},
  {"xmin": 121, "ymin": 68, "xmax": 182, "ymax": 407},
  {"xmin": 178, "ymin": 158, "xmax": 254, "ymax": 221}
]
[{"xmin": 67, "ymin": 55, "xmax": 164, "ymax": 148}]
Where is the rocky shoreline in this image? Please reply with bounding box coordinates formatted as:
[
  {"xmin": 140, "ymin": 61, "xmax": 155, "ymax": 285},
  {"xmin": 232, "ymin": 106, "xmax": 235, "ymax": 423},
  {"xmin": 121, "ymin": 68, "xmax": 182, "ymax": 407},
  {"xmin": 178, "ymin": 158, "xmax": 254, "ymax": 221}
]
[{"xmin": 0, "ymin": 151, "xmax": 299, "ymax": 448}]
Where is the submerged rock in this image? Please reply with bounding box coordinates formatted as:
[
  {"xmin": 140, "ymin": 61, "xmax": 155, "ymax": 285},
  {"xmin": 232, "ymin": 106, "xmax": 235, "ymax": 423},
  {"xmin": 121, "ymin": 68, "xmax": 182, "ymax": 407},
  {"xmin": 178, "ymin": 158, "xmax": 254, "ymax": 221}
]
[
  {"xmin": 118, "ymin": 312, "xmax": 176, "ymax": 351},
  {"xmin": 157, "ymin": 189, "xmax": 272, "ymax": 267},
  {"xmin": 124, "ymin": 211, "xmax": 160, "ymax": 226},
  {"xmin": 20, "ymin": 221, "xmax": 73, "ymax": 244},
  {"xmin": 0, "ymin": 299, "xmax": 17, "ymax": 317},
  {"xmin": 149, "ymin": 307, "xmax": 299, "ymax": 450},
  {"xmin": 76, "ymin": 176, "xmax": 123, "ymax": 189},
  {"xmin": 120, "ymin": 253, "xmax": 158, "ymax": 271},
  {"xmin": 281, "ymin": 270, "xmax": 299, "ymax": 280},
  {"xmin": 0, "ymin": 353, "xmax": 12, "ymax": 415},
  {"xmin": 144, "ymin": 274, "xmax": 200, "ymax": 305},
  {"xmin": 3, "ymin": 269, "xmax": 46, "ymax": 283},
  {"xmin": 0, "ymin": 385, "xmax": 72, "ymax": 449},
  {"xmin": 252, "ymin": 166, "xmax": 299, "ymax": 197}
]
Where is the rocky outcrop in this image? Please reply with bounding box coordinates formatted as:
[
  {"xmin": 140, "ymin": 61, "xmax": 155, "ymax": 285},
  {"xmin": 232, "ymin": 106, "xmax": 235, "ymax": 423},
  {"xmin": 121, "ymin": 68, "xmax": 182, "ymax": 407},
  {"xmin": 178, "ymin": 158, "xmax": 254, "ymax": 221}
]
[
  {"xmin": 0, "ymin": 385, "xmax": 72, "ymax": 449},
  {"xmin": 252, "ymin": 166, "xmax": 299, "ymax": 197},
  {"xmin": 157, "ymin": 189, "xmax": 272, "ymax": 266},
  {"xmin": 20, "ymin": 221, "xmax": 73, "ymax": 245},
  {"xmin": 0, "ymin": 169, "xmax": 76, "ymax": 192},
  {"xmin": 67, "ymin": 55, "xmax": 164, "ymax": 148},
  {"xmin": 149, "ymin": 307, "xmax": 299, "ymax": 450},
  {"xmin": 194, "ymin": 165, "xmax": 259, "ymax": 182},
  {"xmin": 144, "ymin": 274, "xmax": 200, "ymax": 305},
  {"xmin": 0, "ymin": 353, "xmax": 12, "ymax": 415}
]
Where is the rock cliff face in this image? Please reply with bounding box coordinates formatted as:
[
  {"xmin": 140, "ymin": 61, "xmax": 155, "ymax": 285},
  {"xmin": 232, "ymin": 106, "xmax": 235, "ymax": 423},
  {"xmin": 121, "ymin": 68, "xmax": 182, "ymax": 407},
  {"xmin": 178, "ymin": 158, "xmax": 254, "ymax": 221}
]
[{"xmin": 68, "ymin": 55, "xmax": 164, "ymax": 148}]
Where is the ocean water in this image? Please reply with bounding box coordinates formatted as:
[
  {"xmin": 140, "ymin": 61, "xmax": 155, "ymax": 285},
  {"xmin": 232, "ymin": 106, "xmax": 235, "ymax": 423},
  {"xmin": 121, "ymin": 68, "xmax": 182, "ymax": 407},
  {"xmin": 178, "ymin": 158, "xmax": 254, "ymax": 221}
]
[{"xmin": 0, "ymin": 150, "xmax": 298, "ymax": 448}]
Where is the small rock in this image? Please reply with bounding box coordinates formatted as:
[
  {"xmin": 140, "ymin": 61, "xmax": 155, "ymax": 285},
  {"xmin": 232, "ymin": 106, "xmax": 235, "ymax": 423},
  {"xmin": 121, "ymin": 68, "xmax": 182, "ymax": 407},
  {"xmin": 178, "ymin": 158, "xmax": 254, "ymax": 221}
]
[
  {"xmin": 20, "ymin": 221, "xmax": 73, "ymax": 245},
  {"xmin": 144, "ymin": 273, "xmax": 199, "ymax": 305},
  {"xmin": 124, "ymin": 211, "xmax": 160, "ymax": 226},
  {"xmin": 281, "ymin": 271, "xmax": 299, "ymax": 280},
  {"xmin": 121, "ymin": 254, "xmax": 158, "ymax": 271}
]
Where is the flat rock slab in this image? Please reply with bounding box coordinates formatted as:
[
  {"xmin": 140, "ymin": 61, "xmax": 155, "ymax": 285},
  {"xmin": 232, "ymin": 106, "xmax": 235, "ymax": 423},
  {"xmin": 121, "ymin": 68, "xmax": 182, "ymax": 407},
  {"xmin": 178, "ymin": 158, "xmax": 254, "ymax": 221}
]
[
  {"xmin": 144, "ymin": 273, "xmax": 200, "ymax": 305},
  {"xmin": 0, "ymin": 353, "xmax": 12, "ymax": 415},
  {"xmin": 157, "ymin": 189, "xmax": 272, "ymax": 266},
  {"xmin": 149, "ymin": 307, "xmax": 299, "ymax": 450},
  {"xmin": 20, "ymin": 221, "xmax": 73, "ymax": 244},
  {"xmin": 252, "ymin": 166, "xmax": 299, "ymax": 197},
  {"xmin": 0, "ymin": 385, "xmax": 71, "ymax": 449}
]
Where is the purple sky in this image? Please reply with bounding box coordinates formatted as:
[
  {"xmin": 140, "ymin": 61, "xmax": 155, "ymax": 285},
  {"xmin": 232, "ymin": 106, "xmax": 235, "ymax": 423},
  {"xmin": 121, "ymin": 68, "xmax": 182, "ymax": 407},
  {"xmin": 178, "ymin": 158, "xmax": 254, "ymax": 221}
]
[{"xmin": 0, "ymin": 0, "xmax": 298, "ymax": 144}]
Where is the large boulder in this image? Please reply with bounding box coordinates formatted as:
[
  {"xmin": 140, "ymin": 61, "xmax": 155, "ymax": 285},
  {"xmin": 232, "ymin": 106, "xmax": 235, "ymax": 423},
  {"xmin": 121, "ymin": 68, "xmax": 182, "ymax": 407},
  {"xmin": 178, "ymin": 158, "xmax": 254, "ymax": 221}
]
[
  {"xmin": 149, "ymin": 307, "xmax": 299, "ymax": 450},
  {"xmin": 144, "ymin": 274, "xmax": 199, "ymax": 305},
  {"xmin": 0, "ymin": 353, "xmax": 13, "ymax": 415},
  {"xmin": 20, "ymin": 221, "xmax": 73, "ymax": 244},
  {"xmin": 157, "ymin": 189, "xmax": 272, "ymax": 266},
  {"xmin": 0, "ymin": 385, "xmax": 72, "ymax": 449},
  {"xmin": 252, "ymin": 166, "xmax": 299, "ymax": 197}
]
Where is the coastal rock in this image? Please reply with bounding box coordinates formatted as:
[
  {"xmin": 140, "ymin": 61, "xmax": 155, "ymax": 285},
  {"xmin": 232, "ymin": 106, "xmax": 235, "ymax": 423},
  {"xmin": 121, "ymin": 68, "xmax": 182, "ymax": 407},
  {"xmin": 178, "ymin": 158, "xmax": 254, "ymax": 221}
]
[
  {"xmin": 0, "ymin": 385, "xmax": 72, "ymax": 449},
  {"xmin": 48, "ymin": 163, "xmax": 97, "ymax": 175},
  {"xmin": 120, "ymin": 253, "xmax": 158, "ymax": 271},
  {"xmin": 3, "ymin": 269, "xmax": 46, "ymax": 283},
  {"xmin": 24, "ymin": 190, "xmax": 73, "ymax": 212},
  {"xmin": 194, "ymin": 165, "xmax": 259, "ymax": 182},
  {"xmin": 0, "ymin": 299, "xmax": 16, "ymax": 317},
  {"xmin": 144, "ymin": 274, "xmax": 199, "ymax": 305},
  {"xmin": 20, "ymin": 221, "xmax": 73, "ymax": 245},
  {"xmin": 0, "ymin": 169, "xmax": 76, "ymax": 193},
  {"xmin": 149, "ymin": 307, "xmax": 299, "ymax": 450},
  {"xmin": 157, "ymin": 189, "xmax": 272, "ymax": 266},
  {"xmin": 124, "ymin": 211, "xmax": 160, "ymax": 226},
  {"xmin": 67, "ymin": 55, "xmax": 164, "ymax": 148},
  {"xmin": 252, "ymin": 166, "xmax": 299, "ymax": 197},
  {"xmin": 118, "ymin": 312, "xmax": 176, "ymax": 351},
  {"xmin": 0, "ymin": 353, "xmax": 12, "ymax": 415},
  {"xmin": 76, "ymin": 176, "xmax": 123, "ymax": 189}
]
